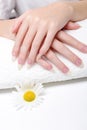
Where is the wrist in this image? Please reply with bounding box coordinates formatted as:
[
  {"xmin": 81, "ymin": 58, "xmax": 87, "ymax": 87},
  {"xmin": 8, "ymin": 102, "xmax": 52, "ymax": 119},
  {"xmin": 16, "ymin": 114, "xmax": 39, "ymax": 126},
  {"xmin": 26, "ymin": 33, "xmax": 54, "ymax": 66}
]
[
  {"xmin": 0, "ymin": 19, "xmax": 15, "ymax": 40},
  {"xmin": 54, "ymin": 2, "xmax": 74, "ymax": 21},
  {"xmin": 61, "ymin": 2, "xmax": 74, "ymax": 20},
  {"xmin": 64, "ymin": 1, "xmax": 87, "ymax": 21}
]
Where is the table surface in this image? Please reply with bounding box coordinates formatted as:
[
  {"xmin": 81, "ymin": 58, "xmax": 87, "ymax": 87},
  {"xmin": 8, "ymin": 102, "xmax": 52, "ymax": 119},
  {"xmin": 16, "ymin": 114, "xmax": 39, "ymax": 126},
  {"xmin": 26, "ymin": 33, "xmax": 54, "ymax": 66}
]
[{"xmin": 0, "ymin": 77, "xmax": 87, "ymax": 130}]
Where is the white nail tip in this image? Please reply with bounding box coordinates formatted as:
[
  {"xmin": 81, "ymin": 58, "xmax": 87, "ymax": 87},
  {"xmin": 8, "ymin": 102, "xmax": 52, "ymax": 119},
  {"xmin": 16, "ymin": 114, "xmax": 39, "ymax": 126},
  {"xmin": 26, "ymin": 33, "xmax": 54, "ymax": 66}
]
[
  {"xmin": 27, "ymin": 64, "xmax": 31, "ymax": 69},
  {"xmin": 18, "ymin": 64, "xmax": 23, "ymax": 70},
  {"xmin": 79, "ymin": 63, "xmax": 84, "ymax": 68},
  {"xmin": 12, "ymin": 56, "xmax": 16, "ymax": 62},
  {"xmin": 66, "ymin": 71, "xmax": 72, "ymax": 75}
]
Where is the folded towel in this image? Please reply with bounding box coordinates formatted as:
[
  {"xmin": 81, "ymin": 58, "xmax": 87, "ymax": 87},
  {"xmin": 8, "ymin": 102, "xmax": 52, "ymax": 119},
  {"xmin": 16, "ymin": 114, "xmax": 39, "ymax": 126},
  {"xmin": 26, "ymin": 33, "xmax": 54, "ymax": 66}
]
[{"xmin": 0, "ymin": 20, "xmax": 87, "ymax": 89}]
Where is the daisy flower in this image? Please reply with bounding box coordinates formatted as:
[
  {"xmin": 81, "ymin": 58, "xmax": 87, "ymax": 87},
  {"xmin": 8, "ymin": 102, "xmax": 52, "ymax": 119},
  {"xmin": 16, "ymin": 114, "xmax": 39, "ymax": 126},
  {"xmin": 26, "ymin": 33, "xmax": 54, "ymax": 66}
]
[{"xmin": 11, "ymin": 82, "xmax": 44, "ymax": 110}]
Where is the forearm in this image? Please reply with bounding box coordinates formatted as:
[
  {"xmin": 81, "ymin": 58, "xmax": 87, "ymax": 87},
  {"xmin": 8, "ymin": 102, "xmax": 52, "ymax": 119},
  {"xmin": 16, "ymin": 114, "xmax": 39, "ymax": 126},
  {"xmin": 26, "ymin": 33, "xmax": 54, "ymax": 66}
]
[
  {"xmin": 67, "ymin": 0, "xmax": 87, "ymax": 21},
  {"xmin": 0, "ymin": 20, "xmax": 15, "ymax": 40}
]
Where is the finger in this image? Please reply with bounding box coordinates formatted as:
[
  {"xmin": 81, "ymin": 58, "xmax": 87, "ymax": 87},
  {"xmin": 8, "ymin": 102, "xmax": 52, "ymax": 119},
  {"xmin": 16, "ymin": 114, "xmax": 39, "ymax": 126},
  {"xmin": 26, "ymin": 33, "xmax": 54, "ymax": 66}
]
[
  {"xmin": 27, "ymin": 26, "xmax": 46, "ymax": 65},
  {"xmin": 12, "ymin": 18, "xmax": 23, "ymax": 34},
  {"xmin": 18, "ymin": 22, "xmax": 37, "ymax": 65},
  {"xmin": 36, "ymin": 57, "xmax": 52, "ymax": 70},
  {"xmin": 64, "ymin": 21, "xmax": 80, "ymax": 30},
  {"xmin": 52, "ymin": 39, "xmax": 82, "ymax": 67},
  {"xmin": 12, "ymin": 11, "xmax": 30, "ymax": 33},
  {"xmin": 45, "ymin": 49, "xmax": 69, "ymax": 73},
  {"xmin": 39, "ymin": 29, "xmax": 56, "ymax": 56},
  {"xmin": 56, "ymin": 31, "xmax": 87, "ymax": 53},
  {"xmin": 12, "ymin": 21, "xmax": 29, "ymax": 58}
]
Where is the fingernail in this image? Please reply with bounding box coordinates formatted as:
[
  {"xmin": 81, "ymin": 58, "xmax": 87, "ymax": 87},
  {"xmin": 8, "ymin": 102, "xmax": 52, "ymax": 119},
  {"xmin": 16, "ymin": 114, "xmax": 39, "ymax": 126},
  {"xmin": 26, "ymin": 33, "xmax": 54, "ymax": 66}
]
[
  {"xmin": 62, "ymin": 67, "xmax": 69, "ymax": 73},
  {"xmin": 18, "ymin": 64, "xmax": 23, "ymax": 70},
  {"xmin": 79, "ymin": 62, "xmax": 84, "ymax": 68},
  {"xmin": 66, "ymin": 70, "xmax": 72, "ymax": 75},
  {"xmin": 74, "ymin": 23, "xmax": 81, "ymax": 28},
  {"xmin": 12, "ymin": 56, "xmax": 16, "ymax": 62},
  {"xmin": 28, "ymin": 59, "xmax": 32, "ymax": 64},
  {"xmin": 27, "ymin": 64, "xmax": 31, "ymax": 69},
  {"xmin": 75, "ymin": 59, "xmax": 82, "ymax": 66},
  {"xmin": 50, "ymin": 67, "xmax": 55, "ymax": 72},
  {"xmin": 47, "ymin": 65, "xmax": 53, "ymax": 71},
  {"xmin": 82, "ymin": 46, "xmax": 87, "ymax": 53}
]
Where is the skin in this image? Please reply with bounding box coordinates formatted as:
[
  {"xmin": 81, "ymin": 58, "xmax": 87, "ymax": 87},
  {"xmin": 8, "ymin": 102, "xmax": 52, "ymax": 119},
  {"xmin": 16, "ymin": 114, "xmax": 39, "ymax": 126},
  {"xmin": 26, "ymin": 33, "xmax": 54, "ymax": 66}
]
[
  {"xmin": 0, "ymin": 19, "xmax": 87, "ymax": 73},
  {"xmin": 12, "ymin": 1, "xmax": 87, "ymax": 73},
  {"xmin": 11, "ymin": 0, "xmax": 87, "ymax": 71},
  {"xmin": 12, "ymin": 3, "xmax": 74, "ymax": 67}
]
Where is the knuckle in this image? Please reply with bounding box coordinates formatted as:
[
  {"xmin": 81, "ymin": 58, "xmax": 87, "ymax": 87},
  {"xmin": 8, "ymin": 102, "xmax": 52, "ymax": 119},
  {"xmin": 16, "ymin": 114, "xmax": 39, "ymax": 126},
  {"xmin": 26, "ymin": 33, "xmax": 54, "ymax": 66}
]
[
  {"xmin": 25, "ymin": 15, "xmax": 32, "ymax": 23},
  {"xmin": 35, "ymin": 17, "xmax": 40, "ymax": 22},
  {"xmin": 49, "ymin": 21, "xmax": 57, "ymax": 29},
  {"xmin": 41, "ymin": 20, "xmax": 47, "ymax": 27},
  {"xmin": 25, "ymin": 16, "xmax": 30, "ymax": 22}
]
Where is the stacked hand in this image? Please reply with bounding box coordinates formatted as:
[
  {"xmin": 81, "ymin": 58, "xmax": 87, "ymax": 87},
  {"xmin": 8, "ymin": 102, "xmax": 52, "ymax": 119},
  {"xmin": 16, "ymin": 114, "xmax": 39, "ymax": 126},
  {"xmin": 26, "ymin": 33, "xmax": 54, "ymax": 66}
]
[{"xmin": 12, "ymin": 2, "xmax": 87, "ymax": 73}]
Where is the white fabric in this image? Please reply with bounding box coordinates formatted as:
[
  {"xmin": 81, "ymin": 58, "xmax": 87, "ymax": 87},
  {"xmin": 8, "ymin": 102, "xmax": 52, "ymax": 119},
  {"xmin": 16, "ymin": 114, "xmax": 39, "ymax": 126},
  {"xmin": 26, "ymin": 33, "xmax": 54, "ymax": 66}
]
[
  {"xmin": 0, "ymin": 0, "xmax": 78, "ymax": 19},
  {"xmin": 0, "ymin": 80, "xmax": 87, "ymax": 130},
  {"xmin": 0, "ymin": 19, "xmax": 87, "ymax": 89},
  {"xmin": 0, "ymin": 0, "xmax": 15, "ymax": 19}
]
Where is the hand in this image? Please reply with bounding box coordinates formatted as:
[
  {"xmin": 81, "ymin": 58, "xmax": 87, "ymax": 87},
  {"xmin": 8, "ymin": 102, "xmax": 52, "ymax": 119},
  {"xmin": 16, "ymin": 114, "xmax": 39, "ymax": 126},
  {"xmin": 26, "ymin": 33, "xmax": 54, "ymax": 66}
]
[
  {"xmin": 13, "ymin": 19, "xmax": 87, "ymax": 73},
  {"xmin": 36, "ymin": 30, "xmax": 87, "ymax": 73},
  {"xmin": 12, "ymin": 2, "xmax": 74, "ymax": 66}
]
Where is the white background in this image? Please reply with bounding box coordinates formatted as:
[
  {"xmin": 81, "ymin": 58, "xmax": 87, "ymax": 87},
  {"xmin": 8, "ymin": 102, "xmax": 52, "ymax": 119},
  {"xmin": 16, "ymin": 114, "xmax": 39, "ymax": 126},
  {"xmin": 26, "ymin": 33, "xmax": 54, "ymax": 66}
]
[{"xmin": 0, "ymin": 78, "xmax": 87, "ymax": 130}]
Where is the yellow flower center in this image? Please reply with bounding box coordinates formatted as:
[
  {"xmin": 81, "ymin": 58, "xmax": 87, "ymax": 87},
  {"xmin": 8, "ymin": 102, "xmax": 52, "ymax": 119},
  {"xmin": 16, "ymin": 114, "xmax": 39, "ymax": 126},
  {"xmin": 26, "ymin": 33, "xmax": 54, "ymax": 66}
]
[{"xmin": 23, "ymin": 90, "xmax": 36, "ymax": 102}]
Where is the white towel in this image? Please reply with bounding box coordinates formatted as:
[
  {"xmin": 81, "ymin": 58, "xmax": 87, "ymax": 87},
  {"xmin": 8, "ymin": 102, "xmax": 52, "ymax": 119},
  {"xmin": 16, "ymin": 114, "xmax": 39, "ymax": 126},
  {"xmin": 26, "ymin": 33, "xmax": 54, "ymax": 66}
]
[{"xmin": 0, "ymin": 19, "xmax": 87, "ymax": 89}]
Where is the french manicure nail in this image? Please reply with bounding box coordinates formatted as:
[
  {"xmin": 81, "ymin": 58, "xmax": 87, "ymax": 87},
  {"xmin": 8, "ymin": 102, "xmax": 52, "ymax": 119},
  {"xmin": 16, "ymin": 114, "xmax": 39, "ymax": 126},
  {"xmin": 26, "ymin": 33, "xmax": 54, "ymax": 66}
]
[
  {"xmin": 82, "ymin": 46, "xmax": 87, "ymax": 53},
  {"xmin": 28, "ymin": 59, "xmax": 32, "ymax": 64},
  {"xmin": 79, "ymin": 62, "xmax": 84, "ymax": 68},
  {"xmin": 75, "ymin": 23, "xmax": 81, "ymax": 28},
  {"xmin": 12, "ymin": 56, "xmax": 16, "ymax": 62},
  {"xmin": 75, "ymin": 59, "xmax": 82, "ymax": 66},
  {"xmin": 18, "ymin": 64, "xmax": 23, "ymax": 70},
  {"xmin": 63, "ymin": 67, "xmax": 69, "ymax": 73},
  {"xmin": 27, "ymin": 64, "xmax": 31, "ymax": 69},
  {"xmin": 66, "ymin": 70, "xmax": 72, "ymax": 75}
]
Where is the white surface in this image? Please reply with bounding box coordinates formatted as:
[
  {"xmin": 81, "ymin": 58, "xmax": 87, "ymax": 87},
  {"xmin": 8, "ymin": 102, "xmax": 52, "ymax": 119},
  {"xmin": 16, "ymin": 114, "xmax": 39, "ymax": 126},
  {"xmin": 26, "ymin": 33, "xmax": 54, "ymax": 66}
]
[{"xmin": 0, "ymin": 78, "xmax": 87, "ymax": 130}]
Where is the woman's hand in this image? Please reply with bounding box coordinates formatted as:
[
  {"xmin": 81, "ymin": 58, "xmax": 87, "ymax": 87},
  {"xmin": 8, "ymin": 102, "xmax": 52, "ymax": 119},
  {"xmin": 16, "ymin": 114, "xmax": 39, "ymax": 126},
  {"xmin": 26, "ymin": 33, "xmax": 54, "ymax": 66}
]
[
  {"xmin": 12, "ymin": 2, "xmax": 74, "ymax": 66},
  {"xmin": 12, "ymin": 18, "xmax": 87, "ymax": 73},
  {"xmin": 36, "ymin": 30, "xmax": 87, "ymax": 73}
]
